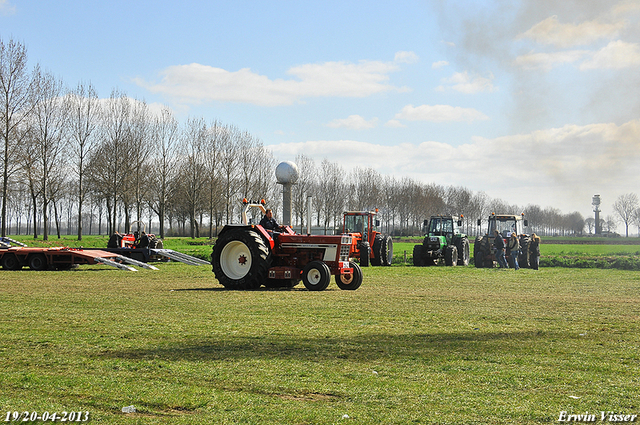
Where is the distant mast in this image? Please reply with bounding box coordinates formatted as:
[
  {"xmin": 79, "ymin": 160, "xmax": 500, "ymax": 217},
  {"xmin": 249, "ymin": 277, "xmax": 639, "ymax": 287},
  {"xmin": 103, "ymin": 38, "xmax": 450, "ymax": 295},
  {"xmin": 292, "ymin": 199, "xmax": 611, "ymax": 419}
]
[{"xmin": 592, "ymin": 195, "xmax": 601, "ymax": 235}]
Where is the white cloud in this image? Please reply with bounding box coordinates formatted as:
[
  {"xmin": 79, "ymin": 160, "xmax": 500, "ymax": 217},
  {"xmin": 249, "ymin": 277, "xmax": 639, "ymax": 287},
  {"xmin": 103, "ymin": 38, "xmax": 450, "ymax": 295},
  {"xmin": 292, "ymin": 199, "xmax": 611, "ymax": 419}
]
[
  {"xmin": 268, "ymin": 119, "xmax": 640, "ymax": 215},
  {"xmin": 0, "ymin": 0, "xmax": 15, "ymax": 15},
  {"xmin": 394, "ymin": 51, "xmax": 419, "ymax": 64},
  {"xmin": 518, "ymin": 15, "xmax": 625, "ymax": 48},
  {"xmin": 136, "ymin": 54, "xmax": 413, "ymax": 106},
  {"xmin": 439, "ymin": 71, "xmax": 496, "ymax": 94},
  {"xmin": 514, "ymin": 49, "xmax": 589, "ymax": 71},
  {"xmin": 385, "ymin": 119, "xmax": 406, "ymax": 128},
  {"xmin": 579, "ymin": 40, "xmax": 640, "ymax": 70},
  {"xmin": 432, "ymin": 60, "xmax": 449, "ymax": 69},
  {"xmin": 395, "ymin": 104, "xmax": 489, "ymax": 123},
  {"xmin": 326, "ymin": 115, "xmax": 378, "ymax": 130}
]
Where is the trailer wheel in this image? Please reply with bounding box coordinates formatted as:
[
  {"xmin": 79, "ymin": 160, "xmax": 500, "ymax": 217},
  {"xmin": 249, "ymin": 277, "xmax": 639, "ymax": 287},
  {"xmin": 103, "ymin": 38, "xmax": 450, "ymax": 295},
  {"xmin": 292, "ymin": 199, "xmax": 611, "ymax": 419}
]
[
  {"xmin": 381, "ymin": 235, "xmax": 393, "ymax": 266},
  {"xmin": 212, "ymin": 228, "xmax": 271, "ymax": 290},
  {"xmin": 302, "ymin": 261, "xmax": 331, "ymax": 291},
  {"xmin": 336, "ymin": 262, "xmax": 363, "ymax": 290},
  {"xmin": 28, "ymin": 254, "xmax": 48, "ymax": 271},
  {"xmin": 444, "ymin": 245, "xmax": 458, "ymax": 266},
  {"xmin": 2, "ymin": 254, "xmax": 22, "ymax": 270},
  {"xmin": 359, "ymin": 242, "xmax": 370, "ymax": 267}
]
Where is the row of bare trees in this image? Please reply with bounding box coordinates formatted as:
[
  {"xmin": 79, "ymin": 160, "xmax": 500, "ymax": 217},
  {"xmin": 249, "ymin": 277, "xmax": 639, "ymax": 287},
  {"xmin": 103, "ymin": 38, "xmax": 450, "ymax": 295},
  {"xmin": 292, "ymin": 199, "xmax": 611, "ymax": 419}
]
[{"xmin": 1, "ymin": 37, "xmax": 611, "ymax": 239}]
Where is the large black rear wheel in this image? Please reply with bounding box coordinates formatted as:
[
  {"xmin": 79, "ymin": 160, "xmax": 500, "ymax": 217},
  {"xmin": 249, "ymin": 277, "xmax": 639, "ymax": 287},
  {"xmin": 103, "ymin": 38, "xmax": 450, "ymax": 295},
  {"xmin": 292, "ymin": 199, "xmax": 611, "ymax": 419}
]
[
  {"xmin": 212, "ymin": 228, "xmax": 271, "ymax": 290},
  {"xmin": 371, "ymin": 235, "xmax": 383, "ymax": 266},
  {"xmin": 381, "ymin": 235, "xmax": 393, "ymax": 266}
]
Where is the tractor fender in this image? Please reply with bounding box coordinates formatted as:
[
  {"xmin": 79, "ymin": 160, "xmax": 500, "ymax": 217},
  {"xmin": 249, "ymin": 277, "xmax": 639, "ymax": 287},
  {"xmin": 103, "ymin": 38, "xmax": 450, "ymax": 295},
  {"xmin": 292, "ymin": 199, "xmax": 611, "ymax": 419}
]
[{"xmin": 218, "ymin": 224, "xmax": 274, "ymax": 250}]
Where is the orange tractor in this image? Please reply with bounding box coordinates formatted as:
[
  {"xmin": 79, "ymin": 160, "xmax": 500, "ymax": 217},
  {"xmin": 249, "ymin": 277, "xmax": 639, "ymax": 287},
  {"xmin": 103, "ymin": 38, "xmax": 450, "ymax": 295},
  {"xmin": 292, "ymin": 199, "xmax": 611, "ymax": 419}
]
[{"xmin": 341, "ymin": 210, "xmax": 393, "ymax": 266}]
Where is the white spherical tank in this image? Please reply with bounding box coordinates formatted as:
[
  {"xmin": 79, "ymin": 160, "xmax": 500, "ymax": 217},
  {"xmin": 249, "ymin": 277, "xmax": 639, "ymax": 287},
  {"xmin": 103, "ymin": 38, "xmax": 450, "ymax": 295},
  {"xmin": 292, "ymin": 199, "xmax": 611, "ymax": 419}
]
[{"xmin": 276, "ymin": 161, "xmax": 299, "ymax": 185}]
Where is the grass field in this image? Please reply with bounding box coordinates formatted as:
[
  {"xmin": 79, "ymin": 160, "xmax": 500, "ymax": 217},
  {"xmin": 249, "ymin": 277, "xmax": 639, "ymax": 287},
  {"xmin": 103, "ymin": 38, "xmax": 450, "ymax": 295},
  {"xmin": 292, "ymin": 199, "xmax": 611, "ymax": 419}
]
[{"xmin": 1, "ymin": 262, "xmax": 639, "ymax": 424}]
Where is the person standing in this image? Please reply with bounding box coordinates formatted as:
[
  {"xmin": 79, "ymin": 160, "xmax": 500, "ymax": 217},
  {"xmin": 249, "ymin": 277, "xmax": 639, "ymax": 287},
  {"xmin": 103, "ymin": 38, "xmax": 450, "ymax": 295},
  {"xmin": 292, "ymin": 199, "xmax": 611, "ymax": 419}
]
[
  {"xmin": 507, "ymin": 233, "xmax": 520, "ymax": 270},
  {"xmin": 529, "ymin": 233, "xmax": 541, "ymax": 270},
  {"xmin": 493, "ymin": 230, "xmax": 508, "ymax": 268}
]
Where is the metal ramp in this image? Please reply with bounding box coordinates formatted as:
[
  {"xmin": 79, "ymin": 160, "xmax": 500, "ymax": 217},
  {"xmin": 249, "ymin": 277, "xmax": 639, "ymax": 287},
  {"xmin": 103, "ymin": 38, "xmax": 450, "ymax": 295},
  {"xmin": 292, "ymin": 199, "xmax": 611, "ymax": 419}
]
[
  {"xmin": 151, "ymin": 249, "xmax": 210, "ymax": 266},
  {"xmin": 0, "ymin": 237, "xmax": 28, "ymax": 248}
]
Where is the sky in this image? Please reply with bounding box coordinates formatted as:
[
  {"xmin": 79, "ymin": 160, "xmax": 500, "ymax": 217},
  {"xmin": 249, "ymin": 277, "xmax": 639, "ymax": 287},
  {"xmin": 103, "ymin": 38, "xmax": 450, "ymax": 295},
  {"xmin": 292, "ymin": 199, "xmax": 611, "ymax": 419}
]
[{"xmin": 2, "ymin": 0, "xmax": 640, "ymax": 224}]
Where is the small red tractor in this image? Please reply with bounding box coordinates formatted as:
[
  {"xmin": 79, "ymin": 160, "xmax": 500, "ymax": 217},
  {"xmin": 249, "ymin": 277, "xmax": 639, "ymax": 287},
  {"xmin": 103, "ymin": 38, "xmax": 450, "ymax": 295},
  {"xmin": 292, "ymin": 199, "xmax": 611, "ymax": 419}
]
[
  {"xmin": 107, "ymin": 221, "xmax": 163, "ymax": 250},
  {"xmin": 341, "ymin": 210, "xmax": 393, "ymax": 266},
  {"xmin": 474, "ymin": 213, "xmax": 530, "ymax": 268},
  {"xmin": 211, "ymin": 200, "xmax": 362, "ymax": 291}
]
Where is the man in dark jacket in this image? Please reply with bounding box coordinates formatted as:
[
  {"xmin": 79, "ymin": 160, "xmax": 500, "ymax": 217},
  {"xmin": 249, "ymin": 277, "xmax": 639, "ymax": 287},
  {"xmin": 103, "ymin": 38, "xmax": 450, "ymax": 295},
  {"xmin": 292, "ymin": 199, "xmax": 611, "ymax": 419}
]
[
  {"xmin": 259, "ymin": 209, "xmax": 280, "ymax": 231},
  {"xmin": 493, "ymin": 230, "xmax": 508, "ymax": 268}
]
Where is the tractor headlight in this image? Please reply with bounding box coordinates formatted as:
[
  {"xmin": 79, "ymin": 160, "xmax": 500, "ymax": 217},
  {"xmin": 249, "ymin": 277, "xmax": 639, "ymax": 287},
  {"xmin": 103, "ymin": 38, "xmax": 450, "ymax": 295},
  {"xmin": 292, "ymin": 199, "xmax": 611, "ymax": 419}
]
[{"xmin": 341, "ymin": 235, "xmax": 352, "ymax": 245}]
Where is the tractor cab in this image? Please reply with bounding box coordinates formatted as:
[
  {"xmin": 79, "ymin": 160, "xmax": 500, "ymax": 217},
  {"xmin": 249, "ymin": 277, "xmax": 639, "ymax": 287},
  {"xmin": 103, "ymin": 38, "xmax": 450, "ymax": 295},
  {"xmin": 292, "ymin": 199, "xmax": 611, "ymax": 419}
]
[
  {"xmin": 424, "ymin": 215, "xmax": 462, "ymax": 243},
  {"xmin": 482, "ymin": 214, "xmax": 528, "ymax": 239}
]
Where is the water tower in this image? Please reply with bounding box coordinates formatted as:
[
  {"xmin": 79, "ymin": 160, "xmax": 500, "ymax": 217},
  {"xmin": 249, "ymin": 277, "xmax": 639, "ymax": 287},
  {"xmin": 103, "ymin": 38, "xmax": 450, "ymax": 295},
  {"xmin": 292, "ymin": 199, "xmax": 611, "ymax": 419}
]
[
  {"xmin": 276, "ymin": 161, "xmax": 299, "ymax": 226},
  {"xmin": 592, "ymin": 195, "xmax": 601, "ymax": 235}
]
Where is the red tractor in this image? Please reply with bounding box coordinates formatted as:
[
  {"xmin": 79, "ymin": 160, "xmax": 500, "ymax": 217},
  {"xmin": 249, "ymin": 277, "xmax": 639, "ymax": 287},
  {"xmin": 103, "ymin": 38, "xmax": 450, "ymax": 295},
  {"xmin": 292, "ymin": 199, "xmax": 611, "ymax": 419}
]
[
  {"xmin": 211, "ymin": 200, "xmax": 362, "ymax": 291},
  {"xmin": 341, "ymin": 210, "xmax": 393, "ymax": 267}
]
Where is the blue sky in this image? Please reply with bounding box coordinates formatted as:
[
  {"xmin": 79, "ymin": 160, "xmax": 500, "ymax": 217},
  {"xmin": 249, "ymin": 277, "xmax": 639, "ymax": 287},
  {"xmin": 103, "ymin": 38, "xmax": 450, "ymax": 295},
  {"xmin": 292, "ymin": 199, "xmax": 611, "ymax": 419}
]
[{"xmin": 2, "ymin": 0, "xmax": 640, "ymax": 222}]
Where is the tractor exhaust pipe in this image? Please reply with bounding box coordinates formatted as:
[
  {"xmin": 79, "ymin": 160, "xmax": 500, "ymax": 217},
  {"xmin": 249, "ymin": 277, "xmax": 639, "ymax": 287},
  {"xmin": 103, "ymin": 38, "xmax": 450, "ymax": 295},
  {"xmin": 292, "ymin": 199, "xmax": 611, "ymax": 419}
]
[{"xmin": 307, "ymin": 196, "xmax": 312, "ymax": 235}]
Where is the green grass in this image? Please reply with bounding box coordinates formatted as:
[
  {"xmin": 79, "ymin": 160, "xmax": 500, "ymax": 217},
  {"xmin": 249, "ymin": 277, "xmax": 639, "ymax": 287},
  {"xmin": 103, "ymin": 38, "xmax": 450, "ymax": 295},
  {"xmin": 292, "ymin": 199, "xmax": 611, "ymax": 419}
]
[{"xmin": 1, "ymin": 264, "xmax": 639, "ymax": 424}]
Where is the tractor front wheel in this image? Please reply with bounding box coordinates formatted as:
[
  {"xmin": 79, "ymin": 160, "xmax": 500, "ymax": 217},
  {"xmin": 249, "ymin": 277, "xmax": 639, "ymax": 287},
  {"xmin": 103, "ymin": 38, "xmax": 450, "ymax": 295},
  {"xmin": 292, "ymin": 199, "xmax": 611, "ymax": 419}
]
[
  {"xmin": 302, "ymin": 261, "xmax": 331, "ymax": 291},
  {"xmin": 444, "ymin": 245, "xmax": 458, "ymax": 266},
  {"xmin": 412, "ymin": 245, "xmax": 425, "ymax": 266},
  {"xmin": 359, "ymin": 242, "xmax": 370, "ymax": 267},
  {"xmin": 457, "ymin": 238, "xmax": 470, "ymax": 266},
  {"xmin": 336, "ymin": 262, "xmax": 363, "ymax": 290},
  {"xmin": 212, "ymin": 228, "xmax": 271, "ymax": 290}
]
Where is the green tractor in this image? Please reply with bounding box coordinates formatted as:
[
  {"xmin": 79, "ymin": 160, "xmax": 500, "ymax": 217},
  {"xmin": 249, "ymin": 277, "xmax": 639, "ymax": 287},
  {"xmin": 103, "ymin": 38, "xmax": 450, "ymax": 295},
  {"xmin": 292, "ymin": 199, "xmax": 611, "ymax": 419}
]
[{"xmin": 412, "ymin": 215, "xmax": 470, "ymax": 266}]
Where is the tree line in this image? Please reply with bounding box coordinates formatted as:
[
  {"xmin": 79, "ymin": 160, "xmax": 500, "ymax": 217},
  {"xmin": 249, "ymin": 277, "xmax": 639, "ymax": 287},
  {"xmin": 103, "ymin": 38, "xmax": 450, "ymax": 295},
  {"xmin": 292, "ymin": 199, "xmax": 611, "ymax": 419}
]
[{"xmin": 3, "ymin": 37, "xmax": 631, "ymax": 240}]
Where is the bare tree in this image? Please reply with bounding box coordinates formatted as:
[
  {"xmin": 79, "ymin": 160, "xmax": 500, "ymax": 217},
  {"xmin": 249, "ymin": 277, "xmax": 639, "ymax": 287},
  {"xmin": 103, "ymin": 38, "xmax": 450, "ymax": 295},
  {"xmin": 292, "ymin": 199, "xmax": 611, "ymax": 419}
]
[
  {"xmin": 67, "ymin": 81, "xmax": 100, "ymax": 240},
  {"xmin": 30, "ymin": 67, "xmax": 69, "ymax": 240},
  {"xmin": 613, "ymin": 193, "xmax": 639, "ymax": 237},
  {"xmin": 585, "ymin": 217, "xmax": 595, "ymax": 235},
  {"xmin": 0, "ymin": 38, "xmax": 35, "ymax": 237},
  {"xmin": 100, "ymin": 89, "xmax": 131, "ymax": 234},
  {"xmin": 180, "ymin": 117, "xmax": 208, "ymax": 237},
  {"xmin": 148, "ymin": 107, "xmax": 180, "ymax": 239},
  {"xmin": 292, "ymin": 154, "xmax": 315, "ymax": 232}
]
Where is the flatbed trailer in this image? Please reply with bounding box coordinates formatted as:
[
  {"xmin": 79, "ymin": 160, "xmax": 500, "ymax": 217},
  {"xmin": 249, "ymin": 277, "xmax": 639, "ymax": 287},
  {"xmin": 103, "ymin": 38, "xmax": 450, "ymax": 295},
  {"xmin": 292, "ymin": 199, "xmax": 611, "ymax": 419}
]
[
  {"xmin": 87, "ymin": 247, "xmax": 210, "ymax": 266},
  {"xmin": 0, "ymin": 246, "xmax": 157, "ymax": 271}
]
